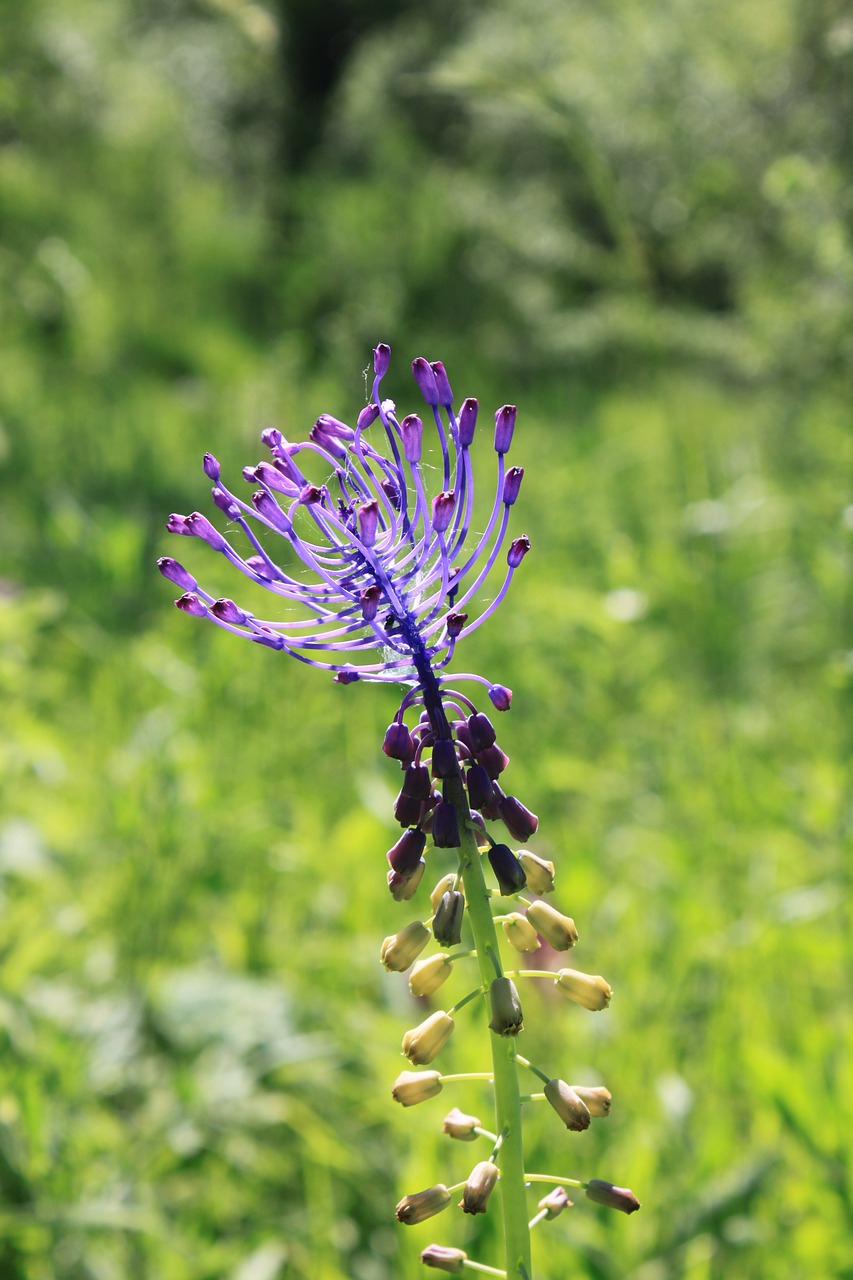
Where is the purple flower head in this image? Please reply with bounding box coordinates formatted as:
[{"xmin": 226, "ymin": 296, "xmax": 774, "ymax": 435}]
[{"xmin": 161, "ymin": 347, "xmax": 530, "ymax": 741}]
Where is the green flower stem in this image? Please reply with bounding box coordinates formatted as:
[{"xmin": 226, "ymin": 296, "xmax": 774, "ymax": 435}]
[
  {"xmin": 527, "ymin": 1208, "xmax": 549, "ymax": 1230},
  {"xmin": 448, "ymin": 776, "xmax": 532, "ymax": 1280},
  {"xmin": 473, "ymin": 1125, "xmax": 499, "ymax": 1144},
  {"xmin": 522, "ymin": 1174, "xmax": 584, "ymax": 1189},
  {"xmin": 439, "ymin": 1072, "xmax": 495, "ymax": 1083},
  {"xmin": 448, "ymin": 986, "xmax": 488, "ymax": 1016},
  {"xmin": 463, "ymin": 1262, "xmax": 509, "ymax": 1277},
  {"xmin": 514, "ymin": 1055, "xmax": 551, "ymax": 1086}
]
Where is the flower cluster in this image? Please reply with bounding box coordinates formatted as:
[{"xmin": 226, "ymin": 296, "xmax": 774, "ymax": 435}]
[{"xmin": 161, "ymin": 346, "xmax": 639, "ymax": 1279}]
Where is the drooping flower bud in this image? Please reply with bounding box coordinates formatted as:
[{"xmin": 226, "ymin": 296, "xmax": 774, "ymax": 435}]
[
  {"xmin": 544, "ymin": 1079, "xmax": 592, "ymax": 1131},
  {"xmin": 393, "ymin": 791, "xmax": 422, "ymax": 826},
  {"xmin": 382, "ymin": 722, "xmax": 415, "ymax": 762},
  {"xmin": 445, "ymin": 611, "xmax": 467, "ymax": 637},
  {"xmin": 569, "ymin": 1085, "xmax": 612, "ymax": 1117},
  {"xmin": 488, "ymin": 684, "xmax": 513, "ymax": 711},
  {"xmin": 494, "ymin": 404, "xmax": 517, "ymax": 454},
  {"xmin": 501, "ymin": 911, "xmax": 541, "ymax": 952},
  {"xmin": 555, "ymin": 969, "xmax": 613, "ymax": 1011},
  {"xmin": 497, "ymin": 793, "xmax": 539, "ymax": 840},
  {"xmin": 211, "ymin": 598, "xmax": 249, "ymax": 625},
  {"xmin": 396, "ymin": 1184, "xmax": 451, "ymax": 1225},
  {"xmin": 387, "ymin": 828, "xmax": 427, "ymax": 876},
  {"xmin": 431, "ymin": 801, "xmax": 460, "ymax": 848},
  {"xmin": 517, "ymin": 850, "xmax": 555, "ymax": 894},
  {"xmin": 465, "ymin": 763, "xmax": 493, "ymax": 810},
  {"xmin": 441, "ymin": 1107, "xmax": 482, "ymax": 1141},
  {"xmin": 409, "ymin": 953, "xmax": 454, "ymax": 997},
  {"xmin": 478, "ymin": 744, "xmax": 510, "ymax": 779},
  {"xmin": 585, "ymin": 1179, "xmax": 641, "ymax": 1214},
  {"xmin": 387, "ymin": 860, "xmax": 425, "ymax": 900},
  {"xmin": 538, "ymin": 1186, "xmax": 572, "ymax": 1219},
  {"xmin": 391, "ymin": 1070, "xmax": 443, "ymax": 1106},
  {"xmin": 420, "ymin": 1244, "xmax": 468, "ymax": 1272},
  {"xmin": 175, "ymin": 593, "xmax": 207, "ymax": 617},
  {"xmin": 488, "ymin": 976, "xmax": 524, "ymax": 1036},
  {"xmin": 374, "ymin": 344, "xmax": 391, "ymax": 378},
  {"xmin": 430, "ymin": 873, "xmax": 458, "ymax": 913},
  {"xmin": 431, "ymin": 739, "xmax": 458, "ymax": 779},
  {"xmin": 402, "ymin": 762, "xmax": 432, "ymax": 800},
  {"xmin": 381, "ymin": 921, "xmax": 430, "ymax": 972},
  {"xmin": 526, "ymin": 901, "xmax": 578, "ymax": 951},
  {"xmin": 507, "ymin": 535, "xmax": 531, "ymax": 568},
  {"xmin": 460, "ymin": 1161, "xmax": 500, "ymax": 1214},
  {"xmin": 432, "ymin": 890, "xmax": 465, "ymax": 947},
  {"xmin": 402, "ymin": 1010, "xmax": 455, "ymax": 1065},
  {"xmin": 488, "ymin": 843, "xmax": 527, "ymax": 896},
  {"xmin": 467, "ymin": 712, "xmax": 497, "ymax": 751}
]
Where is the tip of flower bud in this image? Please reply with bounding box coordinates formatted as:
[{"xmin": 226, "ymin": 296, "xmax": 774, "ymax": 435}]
[
  {"xmin": 174, "ymin": 592, "xmax": 206, "ymax": 617},
  {"xmin": 357, "ymin": 401, "xmax": 380, "ymax": 431},
  {"xmin": 203, "ymin": 453, "xmax": 221, "ymax": 480},
  {"xmin": 585, "ymin": 1179, "xmax": 641, "ymax": 1214},
  {"xmin": 430, "ymin": 361, "xmax": 453, "ymax": 407},
  {"xmin": 374, "ymin": 343, "xmax": 391, "ymax": 378},
  {"xmin": 391, "ymin": 1070, "xmax": 443, "ymax": 1107},
  {"xmin": 412, "ymin": 357, "xmax": 440, "ymax": 406},
  {"xmin": 488, "ymin": 685, "xmax": 513, "ymax": 712},
  {"xmin": 494, "ymin": 404, "xmax": 517, "ymax": 454},
  {"xmin": 157, "ymin": 557, "xmax": 197, "ymax": 591},
  {"xmin": 508, "ymin": 535, "xmax": 531, "ymax": 568}
]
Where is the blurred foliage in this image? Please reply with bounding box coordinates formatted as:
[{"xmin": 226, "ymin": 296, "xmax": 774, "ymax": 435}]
[{"xmin": 1, "ymin": 0, "xmax": 853, "ymax": 1277}]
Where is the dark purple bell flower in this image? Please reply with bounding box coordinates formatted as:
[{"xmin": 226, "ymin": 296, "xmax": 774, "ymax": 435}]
[
  {"xmin": 432, "ymin": 890, "xmax": 465, "ymax": 947},
  {"xmin": 477, "ymin": 744, "xmax": 510, "ymax": 779},
  {"xmin": 432, "ymin": 801, "xmax": 460, "ymax": 849},
  {"xmin": 497, "ymin": 793, "xmax": 539, "ymax": 841},
  {"xmin": 401, "ymin": 763, "xmax": 432, "ymax": 800},
  {"xmin": 467, "ymin": 713, "xmax": 496, "ymax": 752},
  {"xmin": 488, "ymin": 843, "xmax": 527, "ymax": 896},
  {"xmin": 431, "ymin": 739, "xmax": 458, "ymax": 779},
  {"xmin": 394, "ymin": 791, "xmax": 422, "ymax": 826},
  {"xmin": 387, "ymin": 828, "xmax": 427, "ymax": 875},
  {"xmin": 466, "ymin": 763, "xmax": 493, "ymax": 810}
]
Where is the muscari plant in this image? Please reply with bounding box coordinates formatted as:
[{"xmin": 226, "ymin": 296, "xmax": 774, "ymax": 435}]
[{"xmin": 159, "ymin": 345, "xmax": 640, "ymax": 1279}]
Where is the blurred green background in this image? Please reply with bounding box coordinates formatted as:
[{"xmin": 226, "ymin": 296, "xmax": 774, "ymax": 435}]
[{"xmin": 2, "ymin": 0, "xmax": 852, "ymax": 1276}]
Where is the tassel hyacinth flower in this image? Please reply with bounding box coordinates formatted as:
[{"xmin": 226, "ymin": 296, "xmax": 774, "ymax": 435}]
[{"xmin": 161, "ymin": 345, "xmax": 639, "ymax": 1279}]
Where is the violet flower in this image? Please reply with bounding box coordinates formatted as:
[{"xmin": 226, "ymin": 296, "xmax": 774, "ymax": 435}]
[{"xmin": 160, "ymin": 344, "xmax": 537, "ymax": 844}]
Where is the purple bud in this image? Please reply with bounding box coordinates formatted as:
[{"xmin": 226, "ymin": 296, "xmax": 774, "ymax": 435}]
[
  {"xmin": 357, "ymin": 500, "xmax": 379, "ymax": 547},
  {"xmin": 203, "ymin": 453, "xmax": 221, "ymax": 480},
  {"xmin": 478, "ymin": 744, "xmax": 510, "ymax": 779},
  {"xmin": 261, "ymin": 427, "xmax": 283, "ymax": 450},
  {"xmin": 157, "ymin": 557, "xmax": 197, "ymax": 591},
  {"xmin": 503, "ymin": 466, "xmax": 524, "ymax": 505},
  {"xmin": 357, "ymin": 402, "xmax": 380, "ymax": 430},
  {"xmin": 467, "ymin": 713, "xmax": 496, "ymax": 751},
  {"xmin": 394, "ymin": 791, "xmax": 422, "ymax": 826},
  {"xmin": 175, "ymin": 592, "xmax": 207, "ymax": 617},
  {"xmin": 272, "ymin": 453, "xmax": 303, "ymax": 485},
  {"xmin": 465, "ymin": 763, "xmax": 493, "ymax": 810},
  {"xmin": 488, "ymin": 843, "xmax": 527, "ymax": 896},
  {"xmin": 387, "ymin": 828, "xmax": 427, "ymax": 875},
  {"xmin": 508, "ymin": 535, "xmax": 530, "ymax": 568},
  {"xmin": 252, "ymin": 490, "xmax": 291, "ymax": 533},
  {"xmin": 310, "ymin": 423, "xmax": 348, "ymax": 460},
  {"xmin": 186, "ymin": 512, "xmax": 228, "ymax": 551},
  {"xmin": 381, "ymin": 479, "xmax": 401, "ymax": 510},
  {"xmin": 401, "ymin": 414, "xmax": 423, "ymax": 463},
  {"xmin": 454, "ymin": 719, "xmax": 473, "ymax": 752},
  {"xmin": 488, "ymin": 685, "xmax": 513, "ymax": 712},
  {"xmin": 334, "ymin": 667, "xmax": 360, "ymax": 684},
  {"xmin": 374, "ymin": 344, "xmax": 391, "ymax": 378},
  {"xmin": 299, "ymin": 485, "xmax": 323, "ymax": 505},
  {"xmin": 251, "ymin": 630, "xmax": 286, "ymax": 649},
  {"xmin": 431, "ymin": 491, "xmax": 455, "ymax": 534},
  {"xmin": 211, "ymin": 488, "xmax": 240, "ymax": 519},
  {"xmin": 211, "ymin": 598, "xmax": 248, "ymax": 625},
  {"xmin": 412, "ymin": 357, "xmax": 440, "ymax": 406},
  {"xmin": 480, "ymin": 785, "xmax": 501, "ymax": 821},
  {"xmin": 361, "ymin": 584, "xmax": 381, "ymax": 621},
  {"xmin": 433, "ymin": 890, "xmax": 464, "ymax": 947},
  {"xmin": 254, "ymin": 461, "xmax": 300, "ymax": 496},
  {"xmin": 432, "ymin": 801, "xmax": 460, "ymax": 848},
  {"xmin": 166, "ymin": 513, "xmax": 192, "ymax": 535},
  {"xmin": 431, "ymin": 739, "xmax": 458, "ymax": 779},
  {"xmin": 315, "ymin": 413, "xmax": 355, "ymax": 442},
  {"xmin": 494, "ymin": 404, "xmax": 517, "ymax": 455},
  {"xmin": 458, "ymin": 397, "xmax": 478, "ymax": 447},
  {"xmin": 430, "ymin": 361, "xmax": 453, "ymax": 407},
  {"xmin": 446, "ymin": 612, "xmax": 467, "ymax": 638},
  {"xmin": 402, "ymin": 763, "xmax": 432, "ymax": 800},
  {"xmin": 585, "ymin": 1180, "xmax": 641, "ymax": 1215},
  {"xmin": 383, "ymin": 722, "xmax": 415, "ymax": 763},
  {"xmin": 245, "ymin": 555, "xmax": 276, "ymax": 581},
  {"xmin": 497, "ymin": 794, "xmax": 539, "ymax": 841}
]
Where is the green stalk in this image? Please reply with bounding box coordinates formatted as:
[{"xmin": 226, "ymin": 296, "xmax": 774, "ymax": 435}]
[{"xmin": 445, "ymin": 773, "xmax": 532, "ymax": 1280}]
